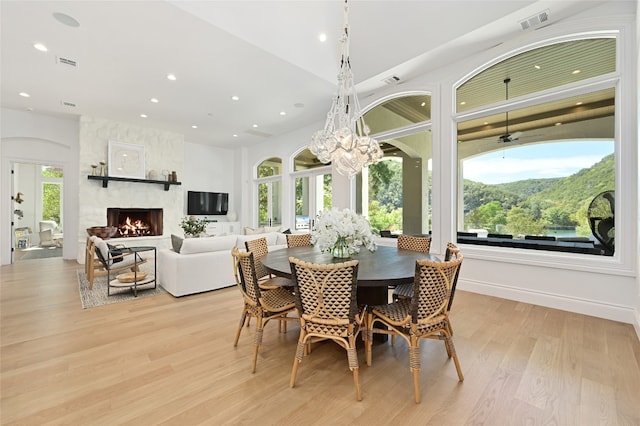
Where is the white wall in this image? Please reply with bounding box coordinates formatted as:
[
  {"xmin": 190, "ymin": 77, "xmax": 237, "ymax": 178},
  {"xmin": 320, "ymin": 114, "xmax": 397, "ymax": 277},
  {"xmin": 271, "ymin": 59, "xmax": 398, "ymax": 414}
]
[
  {"xmin": 1, "ymin": 108, "xmax": 79, "ymax": 264},
  {"xmin": 183, "ymin": 141, "xmax": 238, "ymax": 221}
]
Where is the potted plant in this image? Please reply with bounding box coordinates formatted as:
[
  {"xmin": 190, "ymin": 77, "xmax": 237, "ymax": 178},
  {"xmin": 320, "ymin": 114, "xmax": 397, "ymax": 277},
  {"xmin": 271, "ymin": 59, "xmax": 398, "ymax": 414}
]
[{"xmin": 180, "ymin": 216, "xmax": 207, "ymax": 237}]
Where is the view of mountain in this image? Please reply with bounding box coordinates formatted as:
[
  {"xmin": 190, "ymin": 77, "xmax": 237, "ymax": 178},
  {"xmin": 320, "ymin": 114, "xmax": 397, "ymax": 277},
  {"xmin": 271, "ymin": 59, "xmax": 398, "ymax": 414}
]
[{"xmin": 463, "ymin": 153, "xmax": 614, "ymax": 235}]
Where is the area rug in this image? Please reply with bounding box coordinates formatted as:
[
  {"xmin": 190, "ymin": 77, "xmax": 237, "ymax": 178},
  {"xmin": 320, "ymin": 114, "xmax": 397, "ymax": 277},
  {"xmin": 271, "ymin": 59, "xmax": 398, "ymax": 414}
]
[{"xmin": 77, "ymin": 270, "xmax": 168, "ymax": 309}]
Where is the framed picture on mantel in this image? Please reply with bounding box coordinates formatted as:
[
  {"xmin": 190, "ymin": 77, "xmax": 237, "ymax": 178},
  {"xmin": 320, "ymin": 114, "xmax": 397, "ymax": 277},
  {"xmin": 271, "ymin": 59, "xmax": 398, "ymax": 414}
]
[{"xmin": 108, "ymin": 140, "xmax": 145, "ymax": 179}]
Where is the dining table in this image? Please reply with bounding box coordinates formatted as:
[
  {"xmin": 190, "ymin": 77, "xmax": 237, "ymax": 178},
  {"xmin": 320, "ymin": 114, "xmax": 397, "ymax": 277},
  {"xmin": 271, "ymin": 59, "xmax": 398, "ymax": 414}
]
[{"xmin": 260, "ymin": 245, "xmax": 440, "ymax": 307}]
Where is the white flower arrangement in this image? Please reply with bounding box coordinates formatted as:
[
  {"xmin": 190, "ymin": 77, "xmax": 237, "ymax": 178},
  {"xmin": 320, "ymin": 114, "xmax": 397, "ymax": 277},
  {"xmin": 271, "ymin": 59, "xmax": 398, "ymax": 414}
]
[{"xmin": 311, "ymin": 208, "xmax": 377, "ymax": 257}]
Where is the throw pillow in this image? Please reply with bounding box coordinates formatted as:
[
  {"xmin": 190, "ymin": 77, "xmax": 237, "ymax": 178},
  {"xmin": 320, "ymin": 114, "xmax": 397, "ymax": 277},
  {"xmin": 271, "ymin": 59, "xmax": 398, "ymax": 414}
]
[
  {"xmin": 93, "ymin": 237, "xmax": 110, "ymax": 263},
  {"xmin": 171, "ymin": 234, "xmax": 184, "ymax": 253},
  {"xmin": 282, "ymin": 228, "xmax": 292, "ymax": 234},
  {"xmin": 244, "ymin": 227, "xmax": 265, "ymax": 235}
]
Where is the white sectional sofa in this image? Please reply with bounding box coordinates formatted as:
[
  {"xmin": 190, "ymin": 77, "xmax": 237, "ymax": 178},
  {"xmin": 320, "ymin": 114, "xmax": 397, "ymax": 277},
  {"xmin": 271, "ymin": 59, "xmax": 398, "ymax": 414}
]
[{"xmin": 158, "ymin": 232, "xmax": 288, "ymax": 297}]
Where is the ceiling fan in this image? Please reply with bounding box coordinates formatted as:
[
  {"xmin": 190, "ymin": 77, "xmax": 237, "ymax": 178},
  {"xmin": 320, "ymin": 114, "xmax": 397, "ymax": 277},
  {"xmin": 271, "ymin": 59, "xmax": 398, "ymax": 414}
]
[{"xmin": 498, "ymin": 78, "xmax": 523, "ymax": 143}]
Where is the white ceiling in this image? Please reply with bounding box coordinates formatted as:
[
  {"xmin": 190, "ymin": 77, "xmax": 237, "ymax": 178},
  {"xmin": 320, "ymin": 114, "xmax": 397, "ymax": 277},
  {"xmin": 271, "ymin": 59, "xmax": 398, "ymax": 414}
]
[{"xmin": 0, "ymin": 0, "xmax": 617, "ymax": 148}]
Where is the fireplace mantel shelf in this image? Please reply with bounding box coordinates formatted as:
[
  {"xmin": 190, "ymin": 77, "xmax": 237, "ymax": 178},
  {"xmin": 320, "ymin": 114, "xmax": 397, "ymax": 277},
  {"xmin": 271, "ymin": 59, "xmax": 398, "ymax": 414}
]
[{"xmin": 87, "ymin": 175, "xmax": 181, "ymax": 191}]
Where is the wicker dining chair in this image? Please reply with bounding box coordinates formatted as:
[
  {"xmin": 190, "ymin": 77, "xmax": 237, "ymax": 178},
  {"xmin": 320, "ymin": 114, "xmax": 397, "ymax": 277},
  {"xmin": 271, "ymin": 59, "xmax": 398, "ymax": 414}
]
[
  {"xmin": 392, "ymin": 234, "xmax": 432, "ymax": 300},
  {"xmin": 286, "ymin": 233, "xmax": 312, "ymax": 248},
  {"xmin": 366, "ymin": 250, "xmax": 464, "ymax": 404},
  {"xmin": 231, "ymin": 247, "xmax": 298, "ymax": 373},
  {"xmin": 244, "ymin": 237, "xmax": 291, "ymax": 290},
  {"xmin": 288, "ymin": 256, "xmax": 365, "ymax": 401}
]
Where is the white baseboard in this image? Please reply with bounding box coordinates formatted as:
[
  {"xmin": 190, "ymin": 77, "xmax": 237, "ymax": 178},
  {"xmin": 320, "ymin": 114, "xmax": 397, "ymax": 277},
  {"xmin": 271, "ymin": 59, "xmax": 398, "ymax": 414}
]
[{"xmin": 459, "ymin": 278, "xmax": 638, "ymax": 326}]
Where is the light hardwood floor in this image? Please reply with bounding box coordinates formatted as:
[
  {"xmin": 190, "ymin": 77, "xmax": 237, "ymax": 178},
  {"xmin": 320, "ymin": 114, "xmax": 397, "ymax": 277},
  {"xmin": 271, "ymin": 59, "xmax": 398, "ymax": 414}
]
[{"xmin": 2, "ymin": 258, "xmax": 639, "ymax": 425}]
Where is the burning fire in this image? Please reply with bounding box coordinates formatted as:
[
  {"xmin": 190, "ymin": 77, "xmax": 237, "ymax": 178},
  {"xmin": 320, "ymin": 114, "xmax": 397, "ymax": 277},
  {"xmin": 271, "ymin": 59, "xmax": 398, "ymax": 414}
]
[{"xmin": 120, "ymin": 216, "xmax": 151, "ymax": 236}]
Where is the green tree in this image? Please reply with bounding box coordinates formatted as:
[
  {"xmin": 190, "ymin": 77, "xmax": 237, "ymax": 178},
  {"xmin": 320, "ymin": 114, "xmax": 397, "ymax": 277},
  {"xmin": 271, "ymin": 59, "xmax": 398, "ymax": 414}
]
[
  {"xmin": 369, "ymin": 160, "xmax": 402, "ymax": 209},
  {"xmin": 542, "ymin": 206, "xmax": 576, "ymax": 227},
  {"xmin": 368, "ymin": 200, "xmax": 402, "ymax": 234},
  {"xmin": 41, "ymin": 167, "xmax": 63, "ymax": 223},
  {"xmin": 505, "ymin": 206, "xmax": 545, "ymax": 236}
]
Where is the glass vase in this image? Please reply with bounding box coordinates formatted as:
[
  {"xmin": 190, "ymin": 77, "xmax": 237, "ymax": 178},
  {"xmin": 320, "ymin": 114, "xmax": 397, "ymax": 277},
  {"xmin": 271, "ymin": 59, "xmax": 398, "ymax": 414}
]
[{"xmin": 331, "ymin": 237, "xmax": 351, "ymax": 259}]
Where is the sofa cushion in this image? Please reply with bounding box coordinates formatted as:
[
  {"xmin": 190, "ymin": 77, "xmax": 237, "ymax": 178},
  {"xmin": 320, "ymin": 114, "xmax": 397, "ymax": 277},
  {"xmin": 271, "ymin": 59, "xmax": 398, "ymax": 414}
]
[
  {"xmin": 264, "ymin": 225, "xmax": 287, "ymax": 233},
  {"xmin": 179, "ymin": 234, "xmax": 237, "ymax": 255},
  {"xmin": 236, "ymin": 232, "xmax": 279, "ymax": 248},
  {"xmin": 244, "ymin": 226, "xmax": 265, "ymax": 235}
]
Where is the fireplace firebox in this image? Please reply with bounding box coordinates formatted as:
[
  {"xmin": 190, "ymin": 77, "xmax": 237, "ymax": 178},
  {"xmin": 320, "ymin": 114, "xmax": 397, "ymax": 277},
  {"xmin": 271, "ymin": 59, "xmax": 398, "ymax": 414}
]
[{"xmin": 107, "ymin": 208, "xmax": 163, "ymax": 237}]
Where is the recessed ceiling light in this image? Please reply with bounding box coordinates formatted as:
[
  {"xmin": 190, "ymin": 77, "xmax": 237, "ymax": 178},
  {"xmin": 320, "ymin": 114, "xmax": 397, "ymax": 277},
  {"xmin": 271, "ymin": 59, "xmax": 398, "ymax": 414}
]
[
  {"xmin": 279, "ymin": 111, "xmax": 286, "ymax": 116},
  {"xmin": 555, "ymin": 122, "xmax": 562, "ymax": 126},
  {"xmin": 572, "ymin": 69, "xmax": 581, "ymax": 75},
  {"xmin": 233, "ymin": 134, "xmax": 238, "ymax": 138},
  {"xmin": 191, "ymin": 125, "xmax": 198, "ymax": 129},
  {"xmin": 33, "ymin": 43, "xmax": 48, "ymax": 52},
  {"xmin": 52, "ymin": 12, "xmax": 80, "ymax": 27},
  {"xmin": 483, "ymin": 121, "xmax": 489, "ymax": 125},
  {"xmin": 534, "ymin": 65, "xmax": 541, "ymax": 69},
  {"xmin": 576, "ymin": 101, "xmax": 583, "ymax": 106},
  {"xmin": 140, "ymin": 114, "xmax": 148, "ymax": 118},
  {"xmin": 459, "ymin": 101, "xmax": 466, "ymax": 105},
  {"xmin": 231, "ymin": 95, "xmax": 239, "ymax": 101},
  {"xmin": 19, "ymin": 92, "xmax": 30, "ymax": 98},
  {"xmin": 150, "ymin": 98, "xmax": 159, "ymax": 103},
  {"xmin": 420, "ymin": 102, "xmax": 426, "ymax": 107},
  {"xmin": 252, "ymin": 124, "xmax": 258, "ymax": 128},
  {"xmin": 318, "ymin": 33, "xmax": 327, "ymax": 42},
  {"xmin": 166, "ymin": 73, "xmax": 176, "ymax": 81}
]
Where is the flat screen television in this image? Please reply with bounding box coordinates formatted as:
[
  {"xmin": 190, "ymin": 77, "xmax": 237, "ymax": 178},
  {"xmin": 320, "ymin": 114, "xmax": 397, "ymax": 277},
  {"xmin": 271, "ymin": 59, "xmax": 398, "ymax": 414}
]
[{"xmin": 187, "ymin": 191, "xmax": 229, "ymax": 216}]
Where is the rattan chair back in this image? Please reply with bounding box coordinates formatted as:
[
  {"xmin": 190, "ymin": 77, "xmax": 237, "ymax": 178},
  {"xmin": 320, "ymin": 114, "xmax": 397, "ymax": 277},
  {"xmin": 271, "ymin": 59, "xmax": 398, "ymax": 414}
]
[
  {"xmin": 289, "ymin": 257, "xmax": 359, "ymax": 328},
  {"xmin": 397, "ymin": 234, "xmax": 431, "ymax": 253},
  {"xmin": 244, "ymin": 237, "xmax": 270, "ymax": 280},
  {"xmin": 443, "ymin": 242, "xmax": 461, "ymax": 311},
  {"xmin": 410, "ymin": 252, "xmax": 463, "ymax": 324},
  {"xmin": 232, "ymin": 246, "xmax": 262, "ymax": 305},
  {"xmin": 286, "ymin": 233, "xmax": 312, "ymax": 248}
]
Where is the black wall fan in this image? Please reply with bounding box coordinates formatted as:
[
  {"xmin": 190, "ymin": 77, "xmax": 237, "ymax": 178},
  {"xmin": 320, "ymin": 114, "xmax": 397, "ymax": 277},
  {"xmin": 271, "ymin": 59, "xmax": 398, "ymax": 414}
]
[
  {"xmin": 587, "ymin": 190, "xmax": 615, "ymax": 254},
  {"xmin": 498, "ymin": 78, "xmax": 523, "ymax": 143}
]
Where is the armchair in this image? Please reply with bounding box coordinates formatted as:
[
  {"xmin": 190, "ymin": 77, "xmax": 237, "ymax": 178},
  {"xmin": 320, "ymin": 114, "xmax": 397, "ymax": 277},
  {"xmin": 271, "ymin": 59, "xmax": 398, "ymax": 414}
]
[{"xmin": 39, "ymin": 220, "xmax": 63, "ymax": 247}]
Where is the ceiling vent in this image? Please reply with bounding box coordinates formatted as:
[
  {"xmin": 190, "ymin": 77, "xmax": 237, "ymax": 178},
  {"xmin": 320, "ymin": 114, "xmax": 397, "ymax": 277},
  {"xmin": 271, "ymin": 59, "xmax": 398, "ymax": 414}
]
[
  {"xmin": 56, "ymin": 56, "xmax": 78, "ymax": 68},
  {"xmin": 519, "ymin": 9, "xmax": 550, "ymax": 31},
  {"xmin": 245, "ymin": 129, "xmax": 272, "ymax": 138},
  {"xmin": 61, "ymin": 101, "xmax": 76, "ymax": 108},
  {"xmin": 382, "ymin": 75, "xmax": 401, "ymax": 85}
]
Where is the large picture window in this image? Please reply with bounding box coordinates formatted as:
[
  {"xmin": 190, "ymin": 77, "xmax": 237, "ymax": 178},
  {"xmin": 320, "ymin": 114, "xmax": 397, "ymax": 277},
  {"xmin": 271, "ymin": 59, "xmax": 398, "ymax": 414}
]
[{"xmin": 455, "ymin": 37, "xmax": 616, "ymax": 255}]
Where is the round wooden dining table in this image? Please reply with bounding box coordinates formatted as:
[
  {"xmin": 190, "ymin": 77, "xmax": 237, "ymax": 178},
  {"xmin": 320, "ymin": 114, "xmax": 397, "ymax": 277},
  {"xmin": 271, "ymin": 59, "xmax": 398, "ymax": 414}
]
[{"xmin": 260, "ymin": 245, "xmax": 440, "ymax": 307}]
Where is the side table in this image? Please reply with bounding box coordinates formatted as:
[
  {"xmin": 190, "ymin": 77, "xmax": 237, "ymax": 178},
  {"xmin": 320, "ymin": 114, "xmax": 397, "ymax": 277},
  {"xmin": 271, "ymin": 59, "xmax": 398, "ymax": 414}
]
[{"xmin": 108, "ymin": 246, "xmax": 156, "ymax": 297}]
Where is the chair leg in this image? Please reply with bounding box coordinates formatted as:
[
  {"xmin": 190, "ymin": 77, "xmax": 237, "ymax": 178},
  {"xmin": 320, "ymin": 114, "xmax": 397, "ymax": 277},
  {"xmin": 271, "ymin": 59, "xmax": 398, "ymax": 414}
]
[
  {"xmin": 365, "ymin": 313, "xmax": 373, "ymax": 367},
  {"xmin": 234, "ymin": 308, "xmax": 249, "ymax": 347},
  {"xmin": 409, "ymin": 335, "xmax": 421, "ymax": 404},
  {"xmin": 347, "ymin": 337, "xmax": 362, "ymax": 401},
  {"xmin": 290, "ymin": 332, "xmax": 306, "ymax": 388},
  {"xmin": 251, "ymin": 316, "xmax": 264, "ymax": 374},
  {"xmin": 445, "ymin": 334, "xmax": 464, "ymax": 382}
]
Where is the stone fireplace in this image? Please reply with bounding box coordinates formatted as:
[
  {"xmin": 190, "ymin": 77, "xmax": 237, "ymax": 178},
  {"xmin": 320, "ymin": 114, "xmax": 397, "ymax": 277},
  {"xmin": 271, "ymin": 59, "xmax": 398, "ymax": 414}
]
[{"xmin": 107, "ymin": 208, "xmax": 163, "ymax": 237}]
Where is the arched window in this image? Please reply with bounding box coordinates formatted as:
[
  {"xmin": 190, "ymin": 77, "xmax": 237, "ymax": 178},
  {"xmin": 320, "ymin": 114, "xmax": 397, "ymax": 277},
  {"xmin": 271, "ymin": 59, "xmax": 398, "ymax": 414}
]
[
  {"xmin": 292, "ymin": 149, "xmax": 332, "ymax": 230},
  {"xmin": 356, "ymin": 93, "xmax": 432, "ymax": 237},
  {"xmin": 455, "ymin": 37, "xmax": 616, "ymax": 255},
  {"xmin": 256, "ymin": 157, "xmax": 283, "ymax": 227}
]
